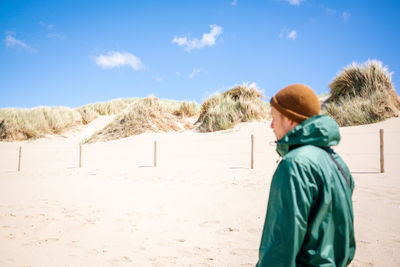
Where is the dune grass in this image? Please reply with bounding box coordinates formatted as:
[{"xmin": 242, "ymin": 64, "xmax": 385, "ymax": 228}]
[
  {"xmin": 0, "ymin": 98, "xmax": 137, "ymax": 141},
  {"xmin": 0, "ymin": 107, "xmax": 82, "ymax": 140},
  {"xmin": 85, "ymin": 96, "xmax": 196, "ymax": 143},
  {"xmin": 0, "ymin": 96, "xmax": 201, "ymax": 142},
  {"xmin": 196, "ymin": 83, "xmax": 268, "ymax": 132},
  {"xmin": 324, "ymin": 60, "xmax": 400, "ymax": 126},
  {"xmin": 171, "ymin": 101, "xmax": 200, "ymax": 117},
  {"xmin": 77, "ymin": 98, "xmax": 136, "ymax": 116},
  {"xmin": 76, "ymin": 98, "xmax": 137, "ymax": 124}
]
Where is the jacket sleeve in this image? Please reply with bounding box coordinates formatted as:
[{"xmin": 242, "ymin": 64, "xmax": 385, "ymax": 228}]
[{"xmin": 256, "ymin": 158, "xmax": 315, "ymax": 267}]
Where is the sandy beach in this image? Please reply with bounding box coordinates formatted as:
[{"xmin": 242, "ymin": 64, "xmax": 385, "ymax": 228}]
[{"xmin": 0, "ymin": 117, "xmax": 399, "ymax": 266}]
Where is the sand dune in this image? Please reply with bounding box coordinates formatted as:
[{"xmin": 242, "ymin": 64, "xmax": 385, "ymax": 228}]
[{"xmin": 0, "ymin": 117, "xmax": 399, "ymax": 266}]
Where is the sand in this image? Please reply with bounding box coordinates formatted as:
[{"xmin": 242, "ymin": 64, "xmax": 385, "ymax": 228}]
[{"xmin": 0, "ymin": 117, "xmax": 399, "ymax": 266}]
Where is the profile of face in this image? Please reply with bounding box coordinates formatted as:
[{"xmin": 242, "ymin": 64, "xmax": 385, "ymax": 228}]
[{"xmin": 270, "ymin": 107, "xmax": 298, "ymax": 140}]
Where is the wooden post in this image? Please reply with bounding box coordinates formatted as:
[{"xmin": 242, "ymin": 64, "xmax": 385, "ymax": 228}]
[
  {"xmin": 251, "ymin": 134, "xmax": 254, "ymax": 169},
  {"xmin": 380, "ymin": 129, "xmax": 384, "ymax": 173},
  {"xmin": 154, "ymin": 140, "xmax": 157, "ymax": 167},
  {"xmin": 79, "ymin": 144, "xmax": 82, "ymax": 168},
  {"xmin": 18, "ymin": 146, "xmax": 22, "ymax": 172}
]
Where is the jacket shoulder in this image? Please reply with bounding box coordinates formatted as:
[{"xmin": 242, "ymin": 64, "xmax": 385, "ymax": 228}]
[
  {"xmin": 283, "ymin": 145, "xmax": 327, "ymax": 164},
  {"xmin": 281, "ymin": 145, "xmax": 354, "ymax": 191}
]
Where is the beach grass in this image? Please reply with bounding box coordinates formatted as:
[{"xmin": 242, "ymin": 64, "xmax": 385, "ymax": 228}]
[
  {"xmin": 85, "ymin": 96, "xmax": 198, "ymax": 143},
  {"xmin": 325, "ymin": 60, "xmax": 400, "ymax": 126},
  {"xmin": 196, "ymin": 83, "xmax": 269, "ymax": 132},
  {"xmin": 76, "ymin": 98, "xmax": 137, "ymax": 124},
  {"xmin": 0, "ymin": 96, "xmax": 201, "ymax": 142},
  {"xmin": 0, "ymin": 98, "xmax": 137, "ymax": 141},
  {"xmin": 0, "ymin": 107, "xmax": 82, "ymax": 140}
]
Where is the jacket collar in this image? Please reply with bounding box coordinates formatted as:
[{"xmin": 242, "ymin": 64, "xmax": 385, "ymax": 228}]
[{"xmin": 275, "ymin": 115, "xmax": 341, "ymax": 157}]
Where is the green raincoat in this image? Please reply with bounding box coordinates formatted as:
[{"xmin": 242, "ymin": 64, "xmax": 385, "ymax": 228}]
[{"xmin": 256, "ymin": 115, "xmax": 355, "ymax": 267}]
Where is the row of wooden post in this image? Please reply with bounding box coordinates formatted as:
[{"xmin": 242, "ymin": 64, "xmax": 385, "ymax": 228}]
[
  {"xmin": 16, "ymin": 130, "xmax": 385, "ymax": 173},
  {"xmin": 79, "ymin": 141, "xmax": 157, "ymax": 168},
  {"xmin": 249, "ymin": 130, "xmax": 386, "ymax": 172},
  {"xmin": 17, "ymin": 141, "xmax": 158, "ymax": 171},
  {"xmin": 380, "ymin": 129, "xmax": 384, "ymax": 173}
]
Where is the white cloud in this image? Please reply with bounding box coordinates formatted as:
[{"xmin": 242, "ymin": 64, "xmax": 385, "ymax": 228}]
[
  {"xmin": 155, "ymin": 77, "xmax": 163, "ymax": 82},
  {"xmin": 39, "ymin": 21, "xmax": 66, "ymax": 40},
  {"xmin": 286, "ymin": 0, "xmax": 304, "ymax": 6},
  {"xmin": 48, "ymin": 33, "xmax": 66, "ymax": 40},
  {"xmin": 172, "ymin": 24, "xmax": 223, "ymax": 51},
  {"xmin": 231, "ymin": 0, "xmax": 237, "ymax": 6},
  {"xmin": 5, "ymin": 33, "xmax": 34, "ymax": 51},
  {"xmin": 342, "ymin": 11, "xmax": 350, "ymax": 21},
  {"xmin": 172, "ymin": 36, "xmax": 188, "ymax": 46},
  {"xmin": 94, "ymin": 51, "xmax": 144, "ymax": 70},
  {"xmin": 188, "ymin": 68, "xmax": 201, "ymax": 79},
  {"xmin": 279, "ymin": 29, "xmax": 297, "ymax": 40},
  {"xmin": 39, "ymin": 21, "xmax": 54, "ymax": 29},
  {"xmin": 287, "ymin": 30, "xmax": 297, "ymax": 40}
]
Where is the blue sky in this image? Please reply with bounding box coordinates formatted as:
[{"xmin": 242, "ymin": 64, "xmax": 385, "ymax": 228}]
[{"xmin": 1, "ymin": 0, "xmax": 399, "ymax": 108}]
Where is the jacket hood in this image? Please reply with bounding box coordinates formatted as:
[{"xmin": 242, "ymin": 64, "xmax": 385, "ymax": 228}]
[{"xmin": 276, "ymin": 115, "xmax": 340, "ymax": 157}]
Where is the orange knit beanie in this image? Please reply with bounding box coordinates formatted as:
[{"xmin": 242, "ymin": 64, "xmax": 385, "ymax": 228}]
[{"xmin": 270, "ymin": 84, "xmax": 321, "ymax": 123}]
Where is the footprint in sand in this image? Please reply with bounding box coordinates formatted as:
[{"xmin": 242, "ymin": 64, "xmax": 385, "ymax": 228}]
[
  {"xmin": 230, "ymin": 248, "xmax": 257, "ymax": 257},
  {"xmin": 122, "ymin": 256, "xmax": 132, "ymax": 262},
  {"xmin": 148, "ymin": 256, "xmax": 178, "ymax": 265},
  {"xmin": 5, "ymin": 233, "xmax": 16, "ymax": 240},
  {"xmin": 65, "ymin": 240, "xmax": 80, "ymax": 247},
  {"xmin": 37, "ymin": 237, "xmax": 60, "ymax": 244},
  {"xmin": 194, "ymin": 246, "xmax": 210, "ymax": 253},
  {"xmin": 88, "ymin": 248, "xmax": 108, "ymax": 255},
  {"xmin": 247, "ymin": 228, "xmax": 259, "ymax": 234},
  {"xmin": 133, "ymin": 246, "xmax": 146, "ymax": 253},
  {"xmin": 109, "ymin": 256, "xmax": 133, "ymax": 264},
  {"xmin": 239, "ymin": 263, "xmax": 257, "ymax": 267},
  {"xmin": 157, "ymin": 241, "xmax": 171, "ymax": 247},
  {"xmin": 0, "ymin": 258, "xmax": 15, "ymax": 265},
  {"xmin": 199, "ymin": 260, "xmax": 214, "ymax": 267},
  {"xmin": 24, "ymin": 237, "xmax": 60, "ymax": 246},
  {"xmin": 199, "ymin": 220, "xmax": 220, "ymax": 228},
  {"xmin": 85, "ymin": 218, "xmax": 96, "ymax": 224},
  {"xmin": 351, "ymin": 259, "xmax": 374, "ymax": 267},
  {"xmin": 180, "ymin": 246, "xmax": 211, "ymax": 257},
  {"xmin": 216, "ymin": 227, "xmax": 240, "ymax": 235}
]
